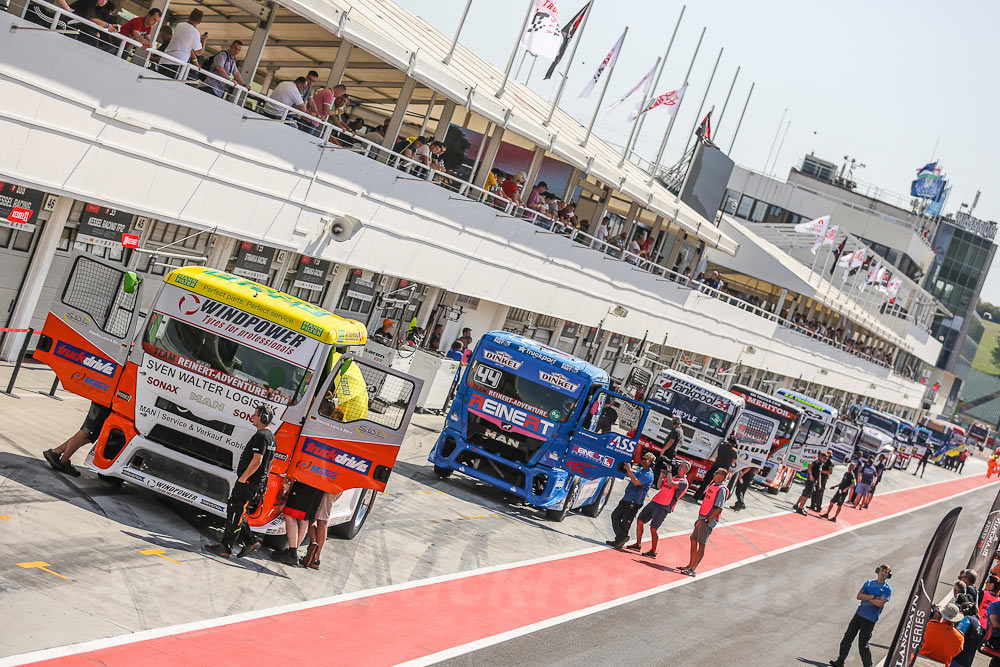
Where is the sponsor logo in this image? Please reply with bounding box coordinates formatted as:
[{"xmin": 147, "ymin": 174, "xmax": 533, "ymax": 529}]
[
  {"xmin": 71, "ymin": 371, "xmax": 110, "ymax": 392},
  {"xmin": 565, "ymin": 460, "xmax": 599, "ymax": 477},
  {"xmin": 146, "ymin": 376, "xmax": 178, "ymax": 393},
  {"xmin": 273, "ymin": 451, "xmax": 288, "ymax": 461},
  {"xmin": 538, "ymin": 371, "xmax": 580, "ymax": 393},
  {"xmin": 483, "ymin": 427, "xmax": 520, "ymax": 448},
  {"xmin": 302, "ymin": 437, "xmax": 372, "ymax": 475},
  {"xmin": 609, "ymin": 435, "xmax": 637, "ymax": 455},
  {"xmin": 200, "ymin": 499, "xmax": 226, "ymax": 512},
  {"xmin": 549, "ymin": 409, "xmax": 562, "ymax": 421},
  {"xmin": 62, "ymin": 311, "xmax": 90, "ymax": 326},
  {"xmin": 571, "ymin": 445, "xmax": 614, "ymax": 468},
  {"xmin": 468, "ymin": 394, "xmax": 555, "ymax": 437},
  {"xmin": 54, "ymin": 342, "xmax": 118, "ymax": 378},
  {"xmin": 147, "ymin": 479, "xmax": 198, "ymax": 502},
  {"xmin": 515, "ymin": 345, "xmax": 562, "ymax": 365},
  {"xmin": 189, "ymin": 392, "xmax": 225, "ymax": 412},
  {"xmin": 300, "ymin": 321, "xmax": 324, "ymax": 337},
  {"xmin": 116, "ymin": 390, "xmax": 132, "ymax": 402},
  {"xmin": 355, "ymin": 423, "xmax": 387, "ymax": 440},
  {"xmin": 482, "ymin": 349, "xmax": 522, "ymax": 370},
  {"xmin": 297, "ymin": 458, "xmax": 339, "ymax": 481},
  {"xmin": 500, "ymin": 423, "xmax": 514, "ymax": 431},
  {"xmin": 121, "ymin": 469, "xmax": 144, "ymax": 482},
  {"xmin": 175, "ymin": 274, "xmax": 198, "ymax": 289},
  {"xmin": 8, "ymin": 207, "xmax": 32, "ymax": 224},
  {"xmin": 178, "ymin": 293, "xmax": 201, "ymax": 315}
]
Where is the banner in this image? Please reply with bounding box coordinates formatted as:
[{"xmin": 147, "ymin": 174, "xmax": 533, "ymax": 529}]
[
  {"xmin": 884, "ymin": 506, "xmax": 962, "ymax": 667},
  {"xmin": 794, "ymin": 215, "xmax": 830, "ymax": 235},
  {"xmin": 579, "ymin": 28, "xmax": 624, "ymax": 98},
  {"xmin": 630, "ymin": 85, "xmax": 686, "ymax": 121},
  {"xmin": 233, "ymin": 242, "xmax": 275, "ymax": 282},
  {"xmin": 0, "ymin": 181, "xmax": 45, "ymax": 233},
  {"xmin": 78, "ymin": 204, "xmax": 134, "ymax": 249},
  {"xmin": 811, "ymin": 224, "xmax": 838, "ymax": 254},
  {"xmin": 544, "ymin": 1, "xmax": 590, "ymax": 80},
  {"xmin": 293, "ymin": 256, "xmax": 331, "ymax": 293},
  {"xmin": 860, "ymin": 262, "xmax": 882, "ymax": 292},
  {"xmin": 967, "ymin": 486, "xmax": 1000, "ymax": 585},
  {"xmin": 605, "ymin": 59, "xmax": 657, "ymax": 114},
  {"xmin": 520, "ymin": 0, "xmax": 562, "ymax": 61}
]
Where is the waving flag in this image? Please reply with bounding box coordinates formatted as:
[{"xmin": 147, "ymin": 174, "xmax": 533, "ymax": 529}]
[
  {"xmin": 829, "ymin": 237, "xmax": 846, "ymax": 275},
  {"xmin": 860, "ymin": 262, "xmax": 882, "ymax": 292},
  {"xmin": 695, "ymin": 110, "xmax": 712, "ymax": 141},
  {"xmin": 811, "ymin": 223, "xmax": 837, "ymax": 254},
  {"xmin": 579, "ymin": 28, "xmax": 624, "ymax": 98},
  {"xmin": 887, "ymin": 278, "xmax": 902, "ymax": 297},
  {"xmin": 794, "ymin": 215, "xmax": 830, "ymax": 235},
  {"xmin": 629, "ymin": 85, "xmax": 686, "ymax": 121},
  {"xmin": 544, "ymin": 2, "xmax": 591, "ymax": 80},
  {"xmin": 911, "ymin": 161, "xmax": 944, "ymax": 199},
  {"xmin": 520, "ymin": 0, "xmax": 563, "ymax": 61},
  {"xmin": 606, "ymin": 59, "xmax": 657, "ymax": 114}
]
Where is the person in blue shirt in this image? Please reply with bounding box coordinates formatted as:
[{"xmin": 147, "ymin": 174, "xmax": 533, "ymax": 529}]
[
  {"xmin": 985, "ymin": 598, "xmax": 1000, "ymax": 667},
  {"xmin": 829, "ymin": 564, "xmax": 892, "ymax": 667},
  {"xmin": 607, "ymin": 452, "xmax": 655, "ymax": 549}
]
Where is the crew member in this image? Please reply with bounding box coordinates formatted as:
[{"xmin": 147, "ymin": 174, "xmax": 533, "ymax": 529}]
[
  {"xmin": 627, "ymin": 460, "xmax": 690, "ymax": 558},
  {"xmin": 730, "ymin": 465, "xmax": 757, "ymax": 512},
  {"xmin": 828, "ymin": 564, "xmax": 892, "ymax": 667},
  {"xmin": 205, "ymin": 405, "xmax": 276, "ymax": 559},
  {"xmin": 607, "ymin": 452, "xmax": 654, "ymax": 549},
  {"xmin": 43, "ymin": 402, "xmax": 112, "ymax": 477},
  {"xmin": 914, "ymin": 446, "xmax": 931, "ymax": 477},
  {"xmin": 679, "ymin": 467, "xmax": 728, "ymax": 576},
  {"xmin": 810, "ymin": 449, "xmax": 835, "ymax": 512},
  {"xmin": 820, "ymin": 462, "xmax": 856, "ymax": 522},
  {"xmin": 371, "ymin": 318, "xmax": 394, "ymax": 346},
  {"xmin": 653, "ymin": 415, "xmax": 685, "ymax": 487},
  {"xmin": 793, "ymin": 452, "xmax": 827, "ymax": 516}
]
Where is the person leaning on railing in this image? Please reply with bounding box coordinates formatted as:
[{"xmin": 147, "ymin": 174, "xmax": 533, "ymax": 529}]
[
  {"xmin": 161, "ymin": 9, "xmax": 205, "ymax": 80},
  {"xmin": 262, "ymin": 77, "xmax": 308, "ymax": 127},
  {"xmin": 118, "ymin": 8, "xmax": 159, "ymax": 49},
  {"xmin": 201, "ymin": 40, "xmax": 246, "ymax": 99},
  {"xmin": 69, "ymin": 0, "xmax": 118, "ymax": 50}
]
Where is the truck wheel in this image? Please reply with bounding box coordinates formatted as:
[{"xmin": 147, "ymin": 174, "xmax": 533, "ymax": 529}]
[
  {"xmin": 545, "ymin": 478, "xmax": 580, "ymax": 522},
  {"xmin": 97, "ymin": 473, "xmax": 124, "ymax": 488},
  {"xmin": 581, "ymin": 478, "xmax": 613, "ymax": 517},
  {"xmin": 330, "ymin": 489, "xmax": 377, "ymax": 540},
  {"xmin": 433, "ymin": 465, "xmax": 453, "ymax": 479}
]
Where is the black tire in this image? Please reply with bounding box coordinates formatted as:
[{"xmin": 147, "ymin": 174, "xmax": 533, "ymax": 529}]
[
  {"xmin": 262, "ymin": 534, "xmax": 287, "ymax": 551},
  {"xmin": 330, "ymin": 488, "xmax": 377, "ymax": 540},
  {"xmin": 766, "ymin": 485, "xmax": 780, "ymax": 495},
  {"xmin": 97, "ymin": 473, "xmax": 124, "ymax": 488},
  {"xmin": 546, "ymin": 477, "xmax": 581, "ymax": 522},
  {"xmin": 581, "ymin": 478, "xmax": 613, "ymax": 518},
  {"xmin": 433, "ymin": 465, "xmax": 453, "ymax": 479}
]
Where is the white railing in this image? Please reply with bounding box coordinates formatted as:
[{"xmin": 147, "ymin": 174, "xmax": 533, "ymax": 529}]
[{"xmin": 9, "ymin": 2, "xmax": 909, "ymax": 379}]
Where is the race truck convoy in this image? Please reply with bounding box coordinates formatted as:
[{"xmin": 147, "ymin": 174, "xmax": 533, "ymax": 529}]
[
  {"xmin": 729, "ymin": 385, "xmax": 804, "ymax": 494},
  {"xmin": 773, "ymin": 388, "xmax": 839, "ymax": 470},
  {"xmin": 428, "ymin": 331, "xmax": 650, "ymax": 521},
  {"xmin": 35, "ymin": 259, "xmax": 422, "ymax": 540},
  {"xmin": 855, "ymin": 407, "xmax": 906, "ymax": 468}
]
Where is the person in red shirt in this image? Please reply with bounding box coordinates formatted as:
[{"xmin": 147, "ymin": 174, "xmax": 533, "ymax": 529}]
[
  {"xmin": 919, "ymin": 602, "xmax": 965, "ymax": 665},
  {"xmin": 626, "ymin": 460, "xmax": 690, "ymax": 557},
  {"xmin": 119, "ymin": 8, "xmax": 160, "ymax": 48},
  {"xmin": 500, "ymin": 171, "xmax": 525, "ymax": 205}
]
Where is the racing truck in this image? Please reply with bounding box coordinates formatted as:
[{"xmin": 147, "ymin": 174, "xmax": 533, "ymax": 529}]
[
  {"xmin": 855, "ymin": 407, "xmax": 904, "ymax": 468},
  {"xmin": 729, "ymin": 385, "xmax": 804, "ymax": 494},
  {"xmin": 34, "ymin": 259, "xmax": 422, "ymax": 541},
  {"xmin": 428, "ymin": 331, "xmax": 649, "ymax": 521}
]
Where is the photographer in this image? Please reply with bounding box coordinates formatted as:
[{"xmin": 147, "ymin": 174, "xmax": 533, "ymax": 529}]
[
  {"xmin": 606, "ymin": 452, "xmax": 654, "ymax": 549},
  {"xmin": 693, "ymin": 435, "xmax": 738, "ymax": 501},
  {"xmin": 626, "ymin": 460, "xmax": 691, "ymax": 558},
  {"xmin": 828, "ymin": 564, "xmax": 892, "ymax": 667}
]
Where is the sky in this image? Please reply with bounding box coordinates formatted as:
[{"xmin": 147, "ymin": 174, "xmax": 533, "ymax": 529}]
[{"xmin": 395, "ymin": 0, "xmax": 1000, "ymax": 301}]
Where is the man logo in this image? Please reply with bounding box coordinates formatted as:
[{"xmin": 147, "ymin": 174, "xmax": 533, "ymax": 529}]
[
  {"xmin": 178, "ymin": 293, "xmax": 201, "ymax": 315},
  {"xmin": 500, "ymin": 423, "xmax": 514, "ymax": 431}
]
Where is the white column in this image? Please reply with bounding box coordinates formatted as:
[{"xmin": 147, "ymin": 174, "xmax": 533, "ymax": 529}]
[
  {"xmin": 326, "ymin": 41, "xmax": 353, "ymax": 87},
  {"xmin": 206, "ymin": 235, "xmax": 237, "ymax": 269},
  {"xmin": 520, "ymin": 146, "xmax": 546, "ymax": 201},
  {"xmin": 381, "ymin": 76, "xmax": 418, "ymax": 149},
  {"xmin": 1, "ymin": 196, "xmax": 73, "ymax": 361},
  {"xmin": 238, "ymin": 5, "xmax": 276, "ymax": 87},
  {"xmin": 433, "ymin": 99, "xmax": 457, "ymax": 142},
  {"xmin": 472, "ymin": 123, "xmax": 506, "ymax": 189},
  {"xmin": 321, "ymin": 265, "xmax": 349, "ymax": 312}
]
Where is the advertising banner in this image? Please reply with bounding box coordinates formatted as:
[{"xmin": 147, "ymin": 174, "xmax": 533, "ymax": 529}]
[
  {"xmin": 966, "ymin": 486, "xmax": 1000, "ymax": 585},
  {"xmin": 78, "ymin": 204, "xmax": 133, "ymax": 248},
  {"xmin": 293, "ymin": 256, "xmax": 331, "ymax": 292},
  {"xmin": 0, "ymin": 181, "xmax": 45, "ymax": 232},
  {"xmin": 233, "ymin": 242, "xmax": 275, "ymax": 282}
]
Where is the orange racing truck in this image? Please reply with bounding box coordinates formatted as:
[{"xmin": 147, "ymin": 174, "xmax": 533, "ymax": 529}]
[{"xmin": 34, "ymin": 259, "xmax": 422, "ymax": 540}]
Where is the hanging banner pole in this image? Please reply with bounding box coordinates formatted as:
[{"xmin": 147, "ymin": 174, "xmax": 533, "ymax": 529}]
[
  {"xmin": 545, "ymin": 1, "xmax": 594, "ymax": 126},
  {"xmin": 649, "ymin": 26, "xmax": 705, "ymax": 181},
  {"xmin": 679, "ymin": 46, "xmax": 723, "ymax": 160},
  {"xmin": 713, "ymin": 65, "xmax": 740, "ymax": 138},
  {"xmin": 727, "ymin": 80, "xmax": 754, "ymax": 154},
  {"xmin": 619, "ymin": 55, "xmax": 661, "ymax": 166},
  {"xmin": 443, "ymin": 0, "xmax": 473, "ymax": 65}
]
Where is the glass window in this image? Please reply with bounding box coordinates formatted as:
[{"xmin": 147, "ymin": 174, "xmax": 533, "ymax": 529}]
[
  {"xmin": 11, "ymin": 230, "xmax": 34, "ymax": 252},
  {"xmin": 0, "ymin": 227, "xmax": 12, "ymax": 248},
  {"xmin": 737, "ymin": 195, "xmax": 754, "ymax": 219},
  {"xmin": 750, "ymin": 200, "xmax": 768, "ymax": 223},
  {"xmin": 317, "ymin": 360, "xmax": 414, "ymax": 431}
]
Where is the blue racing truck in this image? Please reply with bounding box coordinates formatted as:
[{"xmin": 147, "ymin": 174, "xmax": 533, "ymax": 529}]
[{"xmin": 429, "ymin": 331, "xmax": 649, "ymax": 521}]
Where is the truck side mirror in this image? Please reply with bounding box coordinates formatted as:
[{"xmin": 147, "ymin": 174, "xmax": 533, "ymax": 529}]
[{"xmin": 123, "ymin": 271, "xmax": 141, "ymax": 295}]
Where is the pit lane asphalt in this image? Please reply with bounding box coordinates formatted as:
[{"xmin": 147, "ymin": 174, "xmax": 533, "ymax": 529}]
[
  {"xmin": 438, "ymin": 480, "xmax": 998, "ymax": 667},
  {"xmin": 0, "ymin": 393, "xmax": 985, "ymax": 659}
]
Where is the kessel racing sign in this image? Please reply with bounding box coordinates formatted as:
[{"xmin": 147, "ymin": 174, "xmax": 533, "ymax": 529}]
[
  {"xmin": 0, "ymin": 181, "xmax": 45, "ymax": 232},
  {"xmin": 78, "ymin": 204, "xmax": 134, "ymax": 249}
]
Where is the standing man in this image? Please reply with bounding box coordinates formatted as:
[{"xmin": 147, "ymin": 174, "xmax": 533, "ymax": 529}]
[
  {"xmin": 820, "ymin": 462, "xmax": 856, "ymax": 522},
  {"xmin": 679, "ymin": 467, "xmax": 728, "ymax": 576},
  {"xmin": 607, "ymin": 452, "xmax": 655, "ymax": 549},
  {"xmin": 810, "ymin": 449, "xmax": 835, "ymax": 512},
  {"xmin": 43, "ymin": 402, "xmax": 112, "ymax": 477},
  {"xmin": 914, "ymin": 446, "xmax": 931, "ymax": 477},
  {"xmin": 693, "ymin": 435, "xmax": 738, "ymax": 501},
  {"xmin": 918, "ymin": 603, "xmax": 966, "ymax": 665},
  {"xmin": 653, "ymin": 415, "xmax": 685, "ymax": 487},
  {"xmin": 627, "ymin": 460, "xmax": 690, "ymax": 558},
  {"xmin": 828, "ymin": 564, "xmax": 892, "ymax": 667},
  {"xmin": 730, "ymin": 465, "xmax": 757, "ymax": 512},
  {"xmin": 202, "ymin": 40, "xmax": 246, "ymax": 98},
  {"xmin": 455, "ymin": 327, "xmax": 473, "ymax": 350},
  {"xmin": 162, "ymin": 9, "xmax": 206, "ymax": 79},
  {"xmin": 205, "ymin": 405, "xmax": 276, "ymax": 559},
  {"xmin": 852, "ymin": 457, "xmax": 877, "ymax": 509},
  {"xmin": 793, "ymin": 452, "xmax": 827, "ymax": 516}
]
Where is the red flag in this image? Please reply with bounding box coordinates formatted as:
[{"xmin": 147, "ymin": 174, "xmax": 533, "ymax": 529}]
[{"xmin": 696, "ymin": 111, "xmax": 712, "ymax": 141}]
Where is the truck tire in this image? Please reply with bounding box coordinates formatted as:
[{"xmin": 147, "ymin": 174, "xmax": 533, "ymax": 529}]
[
  {"xmin": 97, "ymin": 473, "xmax": 124, "ymax": 488},
  {"xmin": 545, "ymin": 477, "xmax": 580, "ymax": 522},
  {"xmin": 433, "ymin": 465, "xmax": 453, "ymax": 478},
  {"xmin": 581, "ymin": 478, "xmax": 613, "ymax": 517},
  {"xmin": 330, "ymin": 488, "xmax": 377, "ymax": 540}
]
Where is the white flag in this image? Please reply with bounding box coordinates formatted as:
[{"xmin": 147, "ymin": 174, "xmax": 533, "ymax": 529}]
[
  {"xmin": 860, "ymin": 262, "xmax": 881, "ymax": 292},
  {"xmin": 809, "ymin": 217, "xmax": 831, "ymax": 254},
  {"xmin": 579, "ymin": 29, "xmax": 624, "ymax": 99},
  {"xmin": 520, "ymin": 0, "xmax": 563, "ymax": 61},
  {"xmin": 606, "ymin": 59, "xmax": 658, "ymax": 114},
  {"xmin": 629, "ymin": 85, "xmax": 686, "ymax": 121},
  {"xmin": 842, "ymin": 247, "xmax": 865, "ymax": 270},
  {"xmin": 794, "ymin": 215, "xmax": 830, "ymax": 235},
  {"xmin": 887, "ymin": 278, "xmax": 902, "ymax": 297}
]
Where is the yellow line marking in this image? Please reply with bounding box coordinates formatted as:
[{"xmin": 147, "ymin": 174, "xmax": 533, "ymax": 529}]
[
  {"xmin": 17, "ymin": 561, "xmax": 69, "ymax": 580},
  {"xmin": 0, "ymin": 516, "xmax": 12, "ymax": 520},
  {"xmin": 139, "ymin": 549, "xmax": 182, "ymax": 565}
]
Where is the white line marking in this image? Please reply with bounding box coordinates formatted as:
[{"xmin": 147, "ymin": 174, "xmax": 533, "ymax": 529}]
[{"xmin": 1, "ymin": 476, "xmax": 992, "ymax": 667}]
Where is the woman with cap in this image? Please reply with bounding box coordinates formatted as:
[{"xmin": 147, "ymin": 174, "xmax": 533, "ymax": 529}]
[{"xmin": 499, "ymin": 171, "xmax": 525, "ymax": 206}]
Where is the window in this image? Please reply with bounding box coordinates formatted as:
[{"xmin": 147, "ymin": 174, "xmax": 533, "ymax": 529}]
[
  {"xmin": 736, "ymin": 195, "xmax": 755, "ymax": 219},
  {"xmin": 582, "ymin": 391, "xmax": 644, "ymax": 437},
  {"xmin": 317, "ymin": 360, "xmax": 415, "ymax": 431},
  {"xmin": 750, "ymin": 200, "xmax": 768, "ymax": 223},
  {"xmin": 11, "ymin": 229, "xmax": 34, "ymax": 252}
]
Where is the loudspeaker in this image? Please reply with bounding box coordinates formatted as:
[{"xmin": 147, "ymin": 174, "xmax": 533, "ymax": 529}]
[{"xmin": 326, "ymin": 215, "xmax": 363, "ymax": 242}]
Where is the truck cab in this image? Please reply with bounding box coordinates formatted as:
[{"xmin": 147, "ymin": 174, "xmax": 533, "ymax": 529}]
[
  {"xmin": 428, "ymin": 331, "xmax": 649, "ymax": 521},
  {"xmin": 855, "ymin": 407, "xmax": 903, "ymax": 468},
  {"xmin": 729, "ymin": 385, "xmax": 804, "ymax": 494},
  {"xmin": 773, "ymin": 388, "xmax": 838, "ymax": 472}
]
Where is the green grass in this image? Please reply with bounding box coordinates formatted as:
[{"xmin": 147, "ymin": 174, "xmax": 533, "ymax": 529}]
[{"xmin": 972, "ymin": 320, "xmax": 1000, "ymax": 374}]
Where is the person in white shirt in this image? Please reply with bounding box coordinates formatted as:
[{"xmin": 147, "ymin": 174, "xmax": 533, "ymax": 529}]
[
  {"xmin": 263, "ymin": 77, "xmax": 308, "ymax": 125},
  {"xmin": 162, "ymin": 9, "xmax": 205, "ymax": 79},
  {"xmin": 591, "ymin": 216, "xmax": 610, "ymax": 252}
]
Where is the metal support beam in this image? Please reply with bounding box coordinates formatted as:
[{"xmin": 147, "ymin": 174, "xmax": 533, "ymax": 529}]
[
  {"xmin": 433, "ymin": 99, "xmax": 457, "ymax": 142},
  {"xmin": 562, "ymin": 167, "xmax": 580, "ymax": 202},
  {"xmin": 520, "ymin": 147, "xmax": 546, "ymax": 201},
  {"xmin": 238, "ymin": 2, "xmax": 276, "ymax": 87},
  {"xmin": 325, "ymin": 41, "xmax": 352, "ymax": 87},
  {"xmin": 218, "ymin": 0, "xmax": 271, "ymax": 22},
  {"xmin": 381, "ymin": 75, "xmax": 417, "ymax": 149},
  {"xmin": 473, "ymin": 123, "xmax": 506, "ymax": 188}
]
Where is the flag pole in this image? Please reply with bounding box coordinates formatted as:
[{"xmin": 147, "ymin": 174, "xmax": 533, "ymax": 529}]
[
  {"xmin": 442, "ymin": 0, "xmax": 473, "ymax": 65},
  {"xmin": 680, "ymin": 46, "xmax": 723, "ymax": 159},
  {"xmin": 581, "ymin": 26, "xmax": 628, "ymax": 147},
  {"xmin": 545, "ymin": 1, "xmax": 594, "ymax": 126},
  {"xmin": 649, "ymin": 26, "xmax": 705, "ymax": 182},
  {"xmin": 619, "ymin": 56, "xmax": 661, "ymax": 166},
  {"xmin": 727, "ymin": 81, "xmax": 754, "ymax": 154},
  {"xmin": 628, "ymin": 4, "xmax": 685, "ymax": 156},
  {"xmin": 713, "ymin": 65, "xmax": 740, "ymax": 137},
  {"xmin": 496, "ymin": 0, "xmax": 535, "ymax": 99}
]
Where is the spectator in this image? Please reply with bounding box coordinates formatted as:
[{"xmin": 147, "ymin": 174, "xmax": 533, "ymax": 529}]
[
  {"xmin": 500, "ymin": 171, "xmax": 526, "ymax": 205},
  {"xmin": 793, "ymin": 452, "xmax": 826, "ymax": 516},
  {"xmin": 445, "ymin": 340, "xmax": 464, "ymax": 362},
  {"xmin": 309, "ymin": 86, "xmax": 337, "ymax": 126},
  {"xmin": 679, "ymin": 467, "xmax": 728, "ymax": 576},
  {"xmin": 429, "ymin": 141, "xmax": 447, "ymax": 169},
  {"xmin": 694, "ymin": 435, "xmax": 737, "ymax": 501},
  {"xmin": 980, "ymin": 575, "xmax": 1000, "ymax": 623},
  {"xmin": 526, "ymin": 181, "xmax": 548, "ymax": 212},
  {"xmin": 959, "ymin": 569, "xmax": 980, "ymax": 605},
  {"xmin": 918, "ymin": 603, "xmax": 965, "ymax": 665},
  {"xmin": 558, "ymin": 202, "xmax": 576, "ymax": 225},
  {"xmin": 263, "ymin": 77, "xmax": 308, "ymax": 125},
  {"xmin": 274, "ymin": 480, "xmax": 324, "ymax": 566},
  {"xmin": 591, "ymin": 217, "xmax": 610, "ymax": 251},
  {"xmin": 349, "ymin": 118, "xmax": 367, "ymax": 136},
  {"xmin": 370, "ymin": 318, "xmax": 394, "ymax": 346},
  {"xmin": 627, "ymin": 234, "xmax": 642, "ymax": 264},
  {"xmin": 958, "ymin": 448, "xmax": 969, "ymax": 473},
  {"xmin": 119, "ymin": 8, "xmax": 160, "ymax": 48},
  {"xmin": 162, "ymin": 9, "xmax": 206, "ymax": 79},
  {"xmin": 852, "ymin": 457, "xmax": 877, "ymax": 509},
  {"xmin": 427, "ymin": 323, "xmax": 444, "ymax": 351},
  {"xmin": 952, "ymin": 594, "xmax": 984, "ymax": 667},
  {"xmin": 405, "ymin": 326, "xmax": 424, "ymax": 346},
  {"xmin": 202, "ymin": 40, "xmax": 245, "ymax": 98},
  {"xmin": 730, "ymin": 465, "xmax": 756, "ymax": 512},
  {"xmin": 300, "ymin": 69, "xmax": 319, "ymax": 113},
  {"xmin": 821, "ymin": 462, "xmax": 856, "ymax": 522},
  {"xmin": 607, "ymin": 452, "xmax": 655, "ymax": 549},
  {"xmin": 42, "ymin": 402, "xmax": 112, "ymax": 477},
  {"xmin": 70, "ymin": 0, "xmax": 118, "ymax": 49},
  {"xmin": 204, "ymin": 405, "xmax": 276, "ymax": 559},
  {"xmin": 627, "ymin": 460, "xmax": 690, "ymax": 558},
  {"xmin": 828, "ymin": 564, "xmax": 892, "ymax": 667},
  {"xmin": 26, "ymin": 0, "xmax": 73, "ymax": 31},
  {"xmin": 455, "ymin": 327, "xmax": 473, "ymax": 350},
  {"xmin": 810, "ymin": 449, "xmax": 835, "ymax": 512}
]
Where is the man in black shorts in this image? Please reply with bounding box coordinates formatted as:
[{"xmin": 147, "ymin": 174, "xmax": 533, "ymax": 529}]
[
  {"xmin": 793, "ymin": 452, "xmax": 827, "ymax": 515},
  {"xmin": 653, "ymin": 415, "xmax": 685, "ymax": 487},
  {"xmin": 275, "ymin": 480, "xmax": 325, "ymax": 566},
  {"xmin": 821, "ymin": 462, "xmax": 856, "ymax": 522},
  {"xmin": 43, "ymin": 401, "xmax": 112, "ymax": 477},
  {"xmin": 205, "ymin": 405, "xmax": 276, "ymax": 559}
]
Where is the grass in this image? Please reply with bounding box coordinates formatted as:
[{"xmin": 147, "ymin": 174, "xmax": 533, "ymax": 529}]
[{"xmin": 972, "ymin": 320, "xmax": 1000, "ymax": 374}]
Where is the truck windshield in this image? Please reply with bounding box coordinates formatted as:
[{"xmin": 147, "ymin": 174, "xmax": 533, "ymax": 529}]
[
  {"xmin": 466, "ymin": 360, "xmax": 579, "ymax": 423},
  {"xmin": 898, "ymin": 424, "xmax": 914, "ymax": 441},
  {"xmin": 143, "ymin": 313, "xmax": 312, "ymax": 405},
  {"xmin": 654, "ymin": 392, "xmax": 735, "ymax": 438},
  {"xmin": 926, "ymin": 424, "xmax": 951, "ymax": 442},
  {"xmin": 858, "ymin": 410, "xmax": 898, "ymax": 436},
  {"xmin": 971, "ymin": 424, "xmax": 989, "ymax": 440}
]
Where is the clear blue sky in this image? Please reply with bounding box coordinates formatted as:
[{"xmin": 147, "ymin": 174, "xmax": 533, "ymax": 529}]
[{"xmin": 396, "ymin": 0, "xmax": 1000, "ymax": 302}]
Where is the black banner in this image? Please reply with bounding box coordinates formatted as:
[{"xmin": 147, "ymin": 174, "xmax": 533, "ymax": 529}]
[
  {"xmin": 78, "ymin": 204, "xmax": 133, "ymax": 249},
  {"xmin": 292, "ymin": 256, "xmax": 331, "ymax": 292},
  {"xmin": 233, "ymin": 242, "xmax": 275, "ymax": 282},
  {"xmin": 967, "ymin": 487, "xmax": 1000, "ymax": 585},
  {"xmin": 884, "ymin": 506, "xmax": 962, "ymax": 667},
  {"xmin": 560, "ymin": 321, "xmax": 580, "ymax": 341},
  {"xmin": 0, "ymin": 181, "xmax": 45, "ymax": 232}
]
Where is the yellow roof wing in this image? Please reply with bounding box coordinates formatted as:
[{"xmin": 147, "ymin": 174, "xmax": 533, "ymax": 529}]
[{"xmin": 164, "ymin": 266, "xmax": 367, "ymax": 346}]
